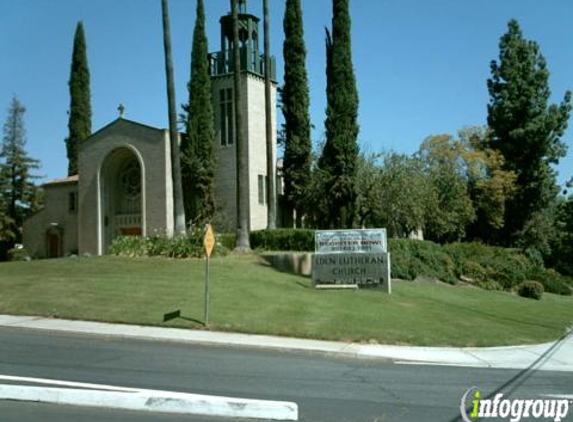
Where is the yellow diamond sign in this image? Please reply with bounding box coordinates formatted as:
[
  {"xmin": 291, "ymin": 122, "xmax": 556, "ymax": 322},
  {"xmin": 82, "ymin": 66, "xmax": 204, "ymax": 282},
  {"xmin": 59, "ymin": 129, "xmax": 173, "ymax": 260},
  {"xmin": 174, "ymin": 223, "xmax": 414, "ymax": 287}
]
[{"xmin": 204, "ymin": 224, "xmax": 215, "ymax": 258}]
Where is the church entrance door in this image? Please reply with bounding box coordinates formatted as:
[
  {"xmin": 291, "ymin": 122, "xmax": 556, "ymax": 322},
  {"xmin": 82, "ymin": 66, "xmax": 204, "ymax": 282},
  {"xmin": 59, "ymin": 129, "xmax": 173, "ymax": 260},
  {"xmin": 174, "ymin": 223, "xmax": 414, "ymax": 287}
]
[
  {"xmin": 46, "ymin": 227, "xmax": 62, "ymax": 258},
  {"xmin": 100, "ymin": 148, "xmax": 143, "ymax": 252}
]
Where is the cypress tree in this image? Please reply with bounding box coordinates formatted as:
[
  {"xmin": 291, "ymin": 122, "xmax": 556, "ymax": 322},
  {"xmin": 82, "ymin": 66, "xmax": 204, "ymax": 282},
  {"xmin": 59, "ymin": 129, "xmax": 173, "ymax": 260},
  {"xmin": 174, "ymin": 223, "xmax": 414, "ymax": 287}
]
[
  {"xmin": 66, "ymin": 21, "xmax": 92, "ymax": 176},
  {"xmin": 182, "ymin": 0, "xmax": 215, "ymax": 224},
  {"xmin": 282, "ymin": 0, "xmax": 311, "ymax": 226},
  {"xmin": 318, "ymin": 0, "xmax": 359, "ymax": 229},
  {"xmin": 487, "ymin": 19, "xmax": 571, "ymax": 245}
]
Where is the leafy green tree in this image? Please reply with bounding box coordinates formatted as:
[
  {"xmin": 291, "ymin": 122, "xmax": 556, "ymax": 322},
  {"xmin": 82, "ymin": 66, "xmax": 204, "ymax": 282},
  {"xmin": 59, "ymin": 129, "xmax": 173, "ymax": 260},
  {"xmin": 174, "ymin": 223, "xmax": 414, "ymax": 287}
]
[
  {"xmin": 161, "ymin": 0, "xmax": 187, "ymax": 235},
  {"xmin": 515, "ymin": 205, "xmax": 558, "ymax": 257},
  {"xmin": 0, "ymin": 97, "xmax": 41, "ymax": 245},
  {"xmin": 282, "ymin": 0, "xmax": 311, "ymax": 226},
  {"xmin": 548, "ymin": 194, "xmax": 573, "ymax": 275},
  {"xmin": 487, "ymin": 19, "xmax": 571, "ymax": 246},
  {"xmin": 318, "ymin": 0, "xmax": 359, "ymax": 229},
  {"xmin": 66, "ymin": 21, "xmax": 92, "ymax": 176},
  {"xmin": 356, "ymin": 152, "xmax": 430, "ymax": 237},
  {"xmin": 182, "ymin": 0, "xmax": 215, "ymax": 224},
  {"xmin": 354, "ymin": 152, "xmax": 382, "ymax": 229},
  {"xmin": 458, "ymin": 127, "xmax": 516, "ymax": 243},
  {"xmin": 417, "ymin": 135, "xmax": 475, "ymax": 243}
]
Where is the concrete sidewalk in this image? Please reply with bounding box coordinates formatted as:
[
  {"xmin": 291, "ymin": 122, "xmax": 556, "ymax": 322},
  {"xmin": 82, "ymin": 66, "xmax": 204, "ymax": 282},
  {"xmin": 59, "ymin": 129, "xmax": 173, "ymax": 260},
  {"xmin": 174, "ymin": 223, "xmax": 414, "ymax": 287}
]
[{"xmin": 1, "ymin": 315, "xmax": 571, "ymax": 373}]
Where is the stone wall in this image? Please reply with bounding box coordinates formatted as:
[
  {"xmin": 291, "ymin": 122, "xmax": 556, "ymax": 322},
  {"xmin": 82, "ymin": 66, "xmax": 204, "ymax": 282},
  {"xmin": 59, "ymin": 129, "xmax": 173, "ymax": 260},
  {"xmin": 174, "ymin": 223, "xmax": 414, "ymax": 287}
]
[{"xmin": 261, "ymin": 253, "xmax": 313, "ymax": 277}]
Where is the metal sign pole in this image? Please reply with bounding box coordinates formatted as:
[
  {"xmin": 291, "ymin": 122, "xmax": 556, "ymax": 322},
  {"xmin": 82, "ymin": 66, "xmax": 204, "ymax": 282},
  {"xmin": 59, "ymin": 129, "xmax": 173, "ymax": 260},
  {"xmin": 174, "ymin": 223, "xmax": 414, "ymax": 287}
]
[
  {"xmin": 204, "ymin": 254, "xmax": 210, "ymax": 326},
  {"xmin": 203, "ymin": 224, "xmax": 215, "ymax": 327}
]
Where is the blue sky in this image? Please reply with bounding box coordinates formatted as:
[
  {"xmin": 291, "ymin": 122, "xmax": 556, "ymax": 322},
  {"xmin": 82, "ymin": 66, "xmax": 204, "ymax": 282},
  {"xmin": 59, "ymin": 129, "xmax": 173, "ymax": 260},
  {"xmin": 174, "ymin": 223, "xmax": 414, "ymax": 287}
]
[{"xmin": 1, "ymin": 0, "xmax": 572, "ymax": 186}]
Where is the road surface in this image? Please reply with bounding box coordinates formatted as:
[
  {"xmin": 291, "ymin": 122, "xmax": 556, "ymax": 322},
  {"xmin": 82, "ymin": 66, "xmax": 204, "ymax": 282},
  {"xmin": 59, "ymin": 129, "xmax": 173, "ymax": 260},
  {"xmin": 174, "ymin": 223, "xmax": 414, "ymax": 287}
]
[{"xmin": 0, "ymin": 327, "xmax": 571, "ymax": 421}]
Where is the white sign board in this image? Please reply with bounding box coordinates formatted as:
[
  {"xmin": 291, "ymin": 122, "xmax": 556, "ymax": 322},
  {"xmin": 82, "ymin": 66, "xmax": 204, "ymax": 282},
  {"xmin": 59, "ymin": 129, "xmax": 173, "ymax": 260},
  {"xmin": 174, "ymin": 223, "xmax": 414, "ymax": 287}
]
[
  {"xmin": 315, "ymin": 229, "xmax": 387, "ymax": 254},
  {"xmin": 313, "ymin": 229, "xmax": 391, "ymax": 293}
]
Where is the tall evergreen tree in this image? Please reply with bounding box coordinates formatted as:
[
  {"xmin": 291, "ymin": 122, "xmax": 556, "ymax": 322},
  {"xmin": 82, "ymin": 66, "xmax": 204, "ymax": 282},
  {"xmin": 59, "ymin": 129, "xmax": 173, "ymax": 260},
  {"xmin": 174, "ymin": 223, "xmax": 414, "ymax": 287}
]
[
  {"xmin": 0, "ymin": 97, "xmax": 41, "ymax": 245},
  {"xmin": 66, "ymin": 21, "xmax": 92, "ymax": 176},
  {"xmin": 318, "ymin": 0, "xmax": 359, "ymax": 229},
  {"xmin": 161, "ymin": 0, "xmax": 187, "ymax": 235},
  {"xmin": 182, "ymin": 0, "xmax": 215, "ymax": 224},
  {"xmin": 232, "ymin": 0, "xmax": 251, "ymax": 250},
  {"xmin": 282, "ymin": 0, "xmax": 311, "ymax": 227},
  {"xmin": 487, "ymin": 19, "xmax": 571, "ymax": 245}
]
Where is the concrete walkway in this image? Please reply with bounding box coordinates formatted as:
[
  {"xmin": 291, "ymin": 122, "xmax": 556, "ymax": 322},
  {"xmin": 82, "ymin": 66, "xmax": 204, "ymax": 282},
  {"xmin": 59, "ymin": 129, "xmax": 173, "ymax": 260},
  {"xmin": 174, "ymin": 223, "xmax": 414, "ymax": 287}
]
[{"xmin": 1, "ymin": 315, "xmax": 572, "ymax": 373}]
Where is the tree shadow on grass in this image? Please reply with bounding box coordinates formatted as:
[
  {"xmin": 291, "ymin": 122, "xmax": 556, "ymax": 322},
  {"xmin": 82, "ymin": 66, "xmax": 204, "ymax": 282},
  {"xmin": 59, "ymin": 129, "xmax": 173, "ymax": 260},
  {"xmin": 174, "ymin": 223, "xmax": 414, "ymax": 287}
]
[
  {"xmin": 162, "ymin": 310, "xmax": 204, "ymax": 326},
  {"xmin": 179, "ymin": 315, "xmax": 205, "ymax": 325}
]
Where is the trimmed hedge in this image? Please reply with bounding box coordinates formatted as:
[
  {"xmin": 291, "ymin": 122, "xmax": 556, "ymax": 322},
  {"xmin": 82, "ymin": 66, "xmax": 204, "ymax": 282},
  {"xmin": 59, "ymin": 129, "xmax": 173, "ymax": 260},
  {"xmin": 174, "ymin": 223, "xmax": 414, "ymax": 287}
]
[{"xmin": 250, "ymin": 229, "xmax": 314, "ymax": 252}]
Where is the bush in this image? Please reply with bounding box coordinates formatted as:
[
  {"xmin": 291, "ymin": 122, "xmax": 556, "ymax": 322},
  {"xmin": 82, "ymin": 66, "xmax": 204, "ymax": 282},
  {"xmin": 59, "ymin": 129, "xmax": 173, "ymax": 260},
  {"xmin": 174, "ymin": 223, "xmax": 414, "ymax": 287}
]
[
  {"xmin": 486, "ymin": 265, "xmax": 525, "ymax": 290},
  {"xmin": 8, "ymin": 247, "xmax": 31, "ymax": 261},
  {"xmin": 517, "ymin": 281, "xmax": 544, "ymax": 300},
  {"xmin": 388, "ymin": 239, "xmax": 457, "ymax": 284},
  {"xmin": 218, "ymin": 233, "xmax": 236, "ymax": 251},
  {"xmin": 526, "ymin": 268, "xmax": 572, "ymax": 296},
  {"xmin": 108, "ymin": 236, "xmax": 148, "ymax": 257},
  {"xmin": 109, "ymin": 230, "xmax": 229, "ymax": 259},
  {"xmin": 477, "ymin": 279, "xmax": 503, "ymax": 291},
  {"xmin": 250, "ymin": 229, "xmax": 314, "ymax": 251},
  {"xmin": 524, "ymin": 247, "xmax": 545, "ymax": 269},
  {"xmin": 460, "ymin": 261, "xmax": 488, "ymax": 282},
  {"xmin": 444, "ymin": 242, "xmax": 532, "ymax": 290}
]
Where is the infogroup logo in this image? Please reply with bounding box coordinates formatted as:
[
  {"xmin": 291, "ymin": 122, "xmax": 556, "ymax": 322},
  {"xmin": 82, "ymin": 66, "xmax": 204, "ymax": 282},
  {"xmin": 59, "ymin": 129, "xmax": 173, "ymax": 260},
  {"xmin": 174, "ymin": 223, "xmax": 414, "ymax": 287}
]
[{"xmin": 460, "ymin": 387, "xmax": 571, "ymax": 422}]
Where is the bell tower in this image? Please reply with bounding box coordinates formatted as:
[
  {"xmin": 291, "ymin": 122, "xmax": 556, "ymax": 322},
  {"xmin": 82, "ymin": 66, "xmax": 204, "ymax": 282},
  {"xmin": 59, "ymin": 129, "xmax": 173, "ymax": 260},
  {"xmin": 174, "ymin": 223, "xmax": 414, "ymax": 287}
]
[{"xmin": 209, "ymin": 0, "xmax": 277, "ymax": 231}]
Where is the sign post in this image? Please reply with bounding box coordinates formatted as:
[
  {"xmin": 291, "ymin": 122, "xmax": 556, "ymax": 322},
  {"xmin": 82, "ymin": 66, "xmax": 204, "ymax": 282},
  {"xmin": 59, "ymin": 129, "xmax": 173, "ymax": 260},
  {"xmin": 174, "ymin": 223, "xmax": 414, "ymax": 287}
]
[{"xmin": 203, "ymin": 224, "xmax": 215, "ymax": 326}]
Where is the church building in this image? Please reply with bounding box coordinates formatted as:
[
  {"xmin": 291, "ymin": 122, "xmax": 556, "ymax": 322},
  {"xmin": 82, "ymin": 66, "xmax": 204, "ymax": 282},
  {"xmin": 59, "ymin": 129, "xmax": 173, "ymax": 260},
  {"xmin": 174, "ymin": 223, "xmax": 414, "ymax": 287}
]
[{"xmin": 23, "ymin": 2, "xmax": 279, "ymax": 258}]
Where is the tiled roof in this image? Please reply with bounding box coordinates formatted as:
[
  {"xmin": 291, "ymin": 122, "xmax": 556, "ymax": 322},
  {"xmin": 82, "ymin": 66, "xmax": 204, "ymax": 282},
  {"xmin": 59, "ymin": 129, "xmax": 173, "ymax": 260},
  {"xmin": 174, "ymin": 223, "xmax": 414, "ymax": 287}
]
[{"xmin": 43, "ymin": 174, "xmax": 79, "ymax": 186}]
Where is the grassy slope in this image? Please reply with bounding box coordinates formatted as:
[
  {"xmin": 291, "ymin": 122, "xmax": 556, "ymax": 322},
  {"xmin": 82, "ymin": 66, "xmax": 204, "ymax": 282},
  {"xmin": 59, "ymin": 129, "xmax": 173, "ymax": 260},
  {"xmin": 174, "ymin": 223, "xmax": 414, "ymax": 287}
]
[{"xmin": 0, "ymin": 255, "xmax": 571, "ymax": 347}]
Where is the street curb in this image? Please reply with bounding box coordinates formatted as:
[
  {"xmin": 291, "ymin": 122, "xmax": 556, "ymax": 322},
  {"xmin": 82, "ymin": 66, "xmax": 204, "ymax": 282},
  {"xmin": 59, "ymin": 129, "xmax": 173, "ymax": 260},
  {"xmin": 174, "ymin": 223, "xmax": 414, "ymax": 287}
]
[
  {"xmin": 0, "ymin": 383, "xmax": 298, "ymax": 421},
  {"xmin": 1, "ymin": 315, "xmax": 572, "ymax": 372}
]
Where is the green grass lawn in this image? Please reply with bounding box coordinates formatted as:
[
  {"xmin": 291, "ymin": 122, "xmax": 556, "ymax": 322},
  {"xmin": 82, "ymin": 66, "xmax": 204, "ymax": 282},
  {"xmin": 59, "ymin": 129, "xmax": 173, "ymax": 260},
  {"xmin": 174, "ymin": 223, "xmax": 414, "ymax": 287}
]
[{"xmin": 0, "ymin": 254, "xmax": 572, "ymax": 347}]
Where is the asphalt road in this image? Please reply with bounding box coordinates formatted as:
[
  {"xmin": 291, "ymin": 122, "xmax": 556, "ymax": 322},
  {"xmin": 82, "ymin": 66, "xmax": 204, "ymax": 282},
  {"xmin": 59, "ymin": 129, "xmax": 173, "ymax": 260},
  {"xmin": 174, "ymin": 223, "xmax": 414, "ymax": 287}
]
[{"xmin": 0, "ymin": 327, "xmax": 571, "ymax": 422}]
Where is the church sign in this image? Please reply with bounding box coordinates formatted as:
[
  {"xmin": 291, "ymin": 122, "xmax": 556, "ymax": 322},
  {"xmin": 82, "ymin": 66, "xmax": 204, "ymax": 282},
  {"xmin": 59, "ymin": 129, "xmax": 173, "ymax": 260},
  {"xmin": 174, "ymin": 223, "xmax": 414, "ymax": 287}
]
[
  {"xmin": 315, "ymin": 229, "xmax": 388, "ymax": 254},
  {"xmin": 312, "ymin": 229, "xmax": 391, "ymax": 294}
]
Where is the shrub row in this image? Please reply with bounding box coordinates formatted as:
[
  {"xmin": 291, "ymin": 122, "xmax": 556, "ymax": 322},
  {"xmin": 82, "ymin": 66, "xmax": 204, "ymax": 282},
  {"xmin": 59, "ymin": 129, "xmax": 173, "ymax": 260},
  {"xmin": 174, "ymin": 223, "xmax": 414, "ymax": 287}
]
[
  {"xmin": 109, "ymin": 228, "xmax": 572, "ymax": 296},
  {"xmin": 248, "ymin": 229, "xmax": 572, "ymax": 296},
  {"xmin": 250, "ymin": 229, "xmax": 314, "ymax": 252},
  {"xmin": 109, "ymin": 230, "xmax": 229, "ymax": 259}
]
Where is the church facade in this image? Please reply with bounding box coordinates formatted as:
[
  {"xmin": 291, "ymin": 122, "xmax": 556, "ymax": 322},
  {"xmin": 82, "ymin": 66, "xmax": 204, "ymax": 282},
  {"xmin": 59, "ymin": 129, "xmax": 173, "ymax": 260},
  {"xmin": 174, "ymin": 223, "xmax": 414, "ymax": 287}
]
[{"xmin": 23, "ymin": 3, "xmax": 279, "ymax": 258}]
